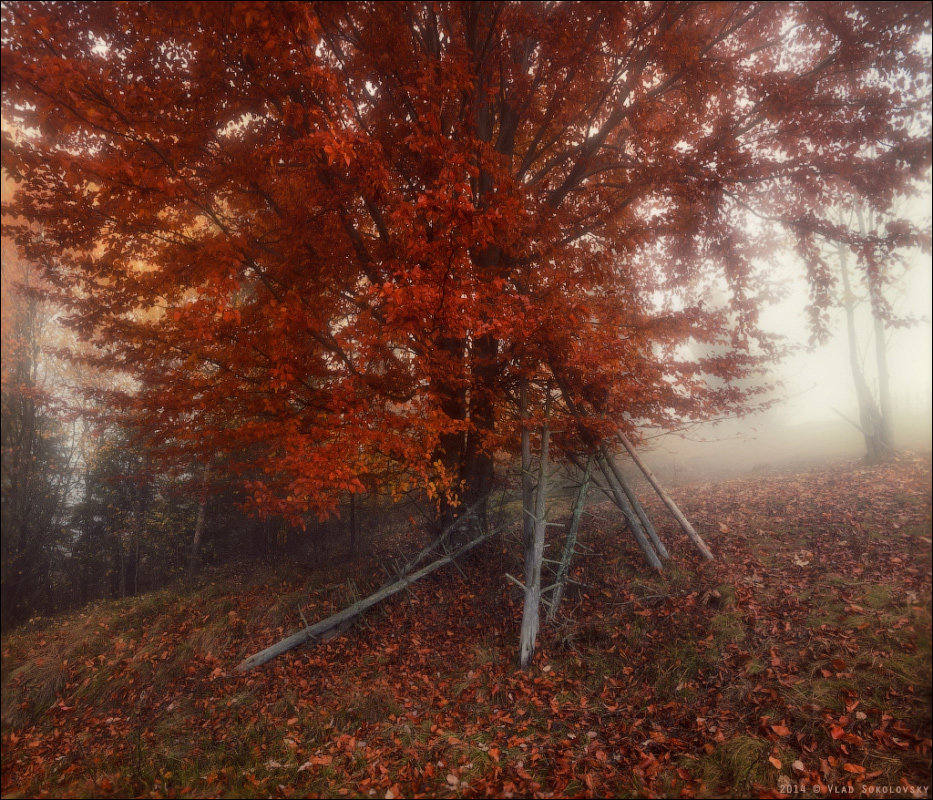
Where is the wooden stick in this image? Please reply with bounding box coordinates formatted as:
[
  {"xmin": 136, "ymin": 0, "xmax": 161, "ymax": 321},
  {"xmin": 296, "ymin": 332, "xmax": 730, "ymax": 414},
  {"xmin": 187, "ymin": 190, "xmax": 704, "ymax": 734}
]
[
  {"xmin": 547, "ymin": 456, "xmax": 591, "ymax": 622},
  {"xmin": 597, "ymin": 453, "xmax": 663, "ymax": 570},
  {"xmin": 602, "ymin": 451, "xmax": 670, "ymax": 559},
  {"xmin": 617, "ymin": 432, "xmax": 713, "ymax": 561},
  {"xmin": 236, "ymin": 527, "xmax": 500, "ymax": 672},
  {"xmin": 390, "ymin": 494, "xmax": 490, "ymax": 582}
]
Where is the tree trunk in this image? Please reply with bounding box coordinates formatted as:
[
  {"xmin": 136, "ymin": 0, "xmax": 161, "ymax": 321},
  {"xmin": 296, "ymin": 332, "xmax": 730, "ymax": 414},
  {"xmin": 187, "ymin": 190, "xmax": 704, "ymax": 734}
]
[
  {"xmin": 187, "ymin": 465, "xmax": 211, "ymax": 582},
  {"xmin": 617, "ymin": 433, "xmax": 714, "ymax": 561},
  {"xmin": 855, "ymin": 206, "xmax": 895, "ymax": 451},
  {"xmin": 519, "ymin": 403, "xmax": 550, "ymax": 669},
  {"xmin": 873, "ymin": 313, "xmax": 895, "ymax": 449},
  {"xmin": 133, "ymin": 541, "xmax": 139, "ymax": 596},
  {"xmin": 349, "ymin": 492, "xmax": 357, "ymax": 557},
  {"xmin": 548, "ymin": 456, "xmax": 590, "ymax": 622},
  {"xmin": 837, "ymin": 243, "xmax": 885, "ymax": 461},
  {"xmin": 520, "ymin": 381, "xmax": 534, "ymax": 550}
]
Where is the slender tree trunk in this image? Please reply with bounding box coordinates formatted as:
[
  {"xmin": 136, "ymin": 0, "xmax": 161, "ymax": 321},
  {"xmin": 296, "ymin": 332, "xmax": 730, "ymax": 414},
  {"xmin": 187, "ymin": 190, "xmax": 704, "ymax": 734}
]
[
  {"xmin": 462, "ymin": 333, "xmax": 498, "ymax": 531},
  {"xmin": 837, "ymin": 243, "xmax": 884, "ymax": 462},
  {"xmin": 349, "ymin": 492, "xmax": 357, "ymax": 557},
  {"xmin": 519, "ymin": 400, "xmax": 550, "ymax": 669},
  {"xmin": 617, "ymin": 433, "xmax": 714, "ymax": 561},
  {"xmin": 873, "ymin": 313, "xmax": 895, "ymax": 449},
  {"xmin": 434, "ymin": 336, "xmax": 468, "ymax": 532},
  {"xmin": 133, "ymin": 541, "xmax": 139, "ymax": 596},
  {"xmin": 548, "ymin": 456, "xmax": 590, "ymax": 622},
  {"xmin": 187, "ymin": 465, "xmax": 211, "ymax": 582},
  {"xmin": 520, "ymin": 382, "xmax": 534, "ymax": 551},
  {"xmin": 855, "ymin": 206, "xmax": 895, "ymax": 450}
]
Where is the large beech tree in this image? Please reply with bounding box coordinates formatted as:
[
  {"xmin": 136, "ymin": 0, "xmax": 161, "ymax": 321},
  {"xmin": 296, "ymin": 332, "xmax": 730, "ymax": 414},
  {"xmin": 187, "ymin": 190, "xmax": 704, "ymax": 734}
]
[{"xmin": 2, "ymin": 2, "xmax": 930, "ymax": 522}]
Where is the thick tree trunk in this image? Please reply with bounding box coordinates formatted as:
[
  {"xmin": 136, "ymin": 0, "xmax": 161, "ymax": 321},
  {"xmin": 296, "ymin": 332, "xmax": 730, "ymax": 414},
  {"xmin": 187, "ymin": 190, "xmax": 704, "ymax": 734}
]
[
  {"xmin": 519, "ymin": 406, "xmax": 550, "ymax": 669},
  {"xmin": 236, "ymin": 526, "xmax": 499, "ymax": 672},
  {"xmin": 548, "ymin": 457, "xmax": 590, "ymax": 622},
  {"xmin": 617, "ymin": 433, "xmax": 714, "ymax": 561}
]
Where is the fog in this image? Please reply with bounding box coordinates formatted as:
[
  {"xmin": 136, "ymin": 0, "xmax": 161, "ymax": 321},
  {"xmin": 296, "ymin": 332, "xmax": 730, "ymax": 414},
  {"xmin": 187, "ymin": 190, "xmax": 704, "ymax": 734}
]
[{"xmin": 642, "ymin": 243, "xmax": 933, "ymax": 486}]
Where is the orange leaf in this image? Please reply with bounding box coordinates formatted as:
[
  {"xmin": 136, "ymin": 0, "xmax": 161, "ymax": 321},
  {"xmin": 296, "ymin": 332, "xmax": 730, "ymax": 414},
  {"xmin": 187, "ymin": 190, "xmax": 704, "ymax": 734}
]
[
  {"xmin": 771, "ymin": 724, "xmax": 791, "ymax": 737},
  {"xmin": 830, "ymin": 725, "xmax": 845, "ymax": 739},
  {"xmin": 843, "ymin": 763, "xmax": 865, "ymax": 774},
  {"xmin": 768, "ymin": 756, "xmax": 782, "ymax": 769}
]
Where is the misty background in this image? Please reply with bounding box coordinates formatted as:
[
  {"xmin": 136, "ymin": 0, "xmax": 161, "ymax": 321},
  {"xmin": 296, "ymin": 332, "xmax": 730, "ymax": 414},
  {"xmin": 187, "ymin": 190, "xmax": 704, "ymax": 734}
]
[{"xmin": 643, "ymin": 194, "xmax": 932, "ymax": 485}]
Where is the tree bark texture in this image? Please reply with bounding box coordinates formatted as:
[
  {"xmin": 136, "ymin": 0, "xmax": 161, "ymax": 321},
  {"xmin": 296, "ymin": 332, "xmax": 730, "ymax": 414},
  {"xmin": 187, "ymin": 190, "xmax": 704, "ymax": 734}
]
[{"xmin": 519, "ymin": 410, "xmax": 550, "ymax": 669}]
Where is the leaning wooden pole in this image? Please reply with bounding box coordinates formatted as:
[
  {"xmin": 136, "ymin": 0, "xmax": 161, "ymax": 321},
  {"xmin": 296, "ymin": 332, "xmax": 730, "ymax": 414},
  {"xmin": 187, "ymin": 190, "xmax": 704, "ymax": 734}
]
[
  {"xmin": 548, "ymin": 456, "xmax": 591, "ymax": 622},
  {"xmin": 390, "ymin": 494, "xmax": 491, "ymax": 583},
  {"xmin": 617, "ymin": 432, "xmax": 714, "ymax": 561},
  {"xmin": 597, "ymin": 452, "xmax": 663, "ymax": 571},
  {"xmin": 602, "ymin": 452, "xmax": 669, "ymax": 560},
  {"xmin": 236, "ymin": 527, "xmax": 499, "ymax": 672},
  {"xmin": 519, "ymin": 404, "xmax": 550, "ymax": 669}
]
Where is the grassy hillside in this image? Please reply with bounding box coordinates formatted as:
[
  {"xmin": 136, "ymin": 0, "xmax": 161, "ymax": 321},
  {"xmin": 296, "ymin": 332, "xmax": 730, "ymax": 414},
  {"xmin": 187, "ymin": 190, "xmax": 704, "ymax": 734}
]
[{"xmin": 3, "ymin": 456, "xmax": 931, "ymax": 798}]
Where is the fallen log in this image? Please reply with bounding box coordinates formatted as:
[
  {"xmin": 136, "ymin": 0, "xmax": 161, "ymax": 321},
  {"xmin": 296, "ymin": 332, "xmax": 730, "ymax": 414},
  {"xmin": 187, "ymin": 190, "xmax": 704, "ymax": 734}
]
[
  {"xmin": 617, "ymin": 432, "xmax": 713, "ymax": 561},
  {"xmin": 236, "ymin": 526, "xmax": 501, "ymax": 672}
]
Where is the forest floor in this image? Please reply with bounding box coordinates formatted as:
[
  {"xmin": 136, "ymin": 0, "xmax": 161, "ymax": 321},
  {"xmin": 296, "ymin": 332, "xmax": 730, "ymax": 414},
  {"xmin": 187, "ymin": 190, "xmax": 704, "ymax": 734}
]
[{"xmin": 2, "ymin": 454, "xmax": 931, "ymax": 799}]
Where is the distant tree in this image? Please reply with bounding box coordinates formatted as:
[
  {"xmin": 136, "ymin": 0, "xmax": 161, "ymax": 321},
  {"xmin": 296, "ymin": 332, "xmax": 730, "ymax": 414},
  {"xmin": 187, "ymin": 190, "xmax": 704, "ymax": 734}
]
[
  {"xmin": 824, "ymin": 197, "xmax": 928, "ymax": 461},
  {"xmin": 0, "ymin": 239, "xmax": 78, "ymax": 627}
]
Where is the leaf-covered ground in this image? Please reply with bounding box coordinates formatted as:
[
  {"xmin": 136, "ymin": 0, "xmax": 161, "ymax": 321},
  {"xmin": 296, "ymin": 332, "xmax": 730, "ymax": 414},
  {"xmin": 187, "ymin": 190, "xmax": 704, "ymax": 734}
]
[{"xmin": 2, "ymin": 455, "xmax": 931, "ymax": 798}]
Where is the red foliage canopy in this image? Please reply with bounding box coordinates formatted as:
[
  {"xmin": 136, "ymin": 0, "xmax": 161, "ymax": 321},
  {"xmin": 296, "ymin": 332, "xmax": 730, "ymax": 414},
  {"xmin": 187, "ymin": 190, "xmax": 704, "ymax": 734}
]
[{"xmin": 2, "ymin": 2, "xmax": 929, "ymax": 518}]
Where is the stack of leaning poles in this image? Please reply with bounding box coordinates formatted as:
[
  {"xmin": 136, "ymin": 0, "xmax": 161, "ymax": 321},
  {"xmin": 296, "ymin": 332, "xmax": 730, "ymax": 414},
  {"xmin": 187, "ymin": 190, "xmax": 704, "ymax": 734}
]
[
  {"xmin": 237, "ymin": 390, "xmax": 711, "ymax": 673},
  {"xmin": 514, "ymin": 380, "xmax": 712, "ymax": 667}
]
